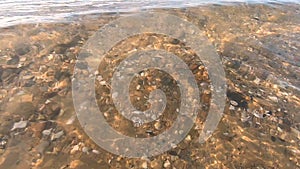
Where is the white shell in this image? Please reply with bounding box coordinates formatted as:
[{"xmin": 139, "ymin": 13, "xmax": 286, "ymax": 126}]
[{"xmin": 11, "ymin": 120, "xmax": 28, "ymax": 131}]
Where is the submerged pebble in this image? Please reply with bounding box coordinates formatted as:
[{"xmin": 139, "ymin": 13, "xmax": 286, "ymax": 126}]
[
  {"xmin": 0, "ymin": 138, "xmax": 7, "ymax": 149},
  {"xmin": 268, "ymin": 96, "xmax": 279, "ymax": 102},
  {"xmin": 51, "ymin": 131, "xmax": 64, "ymax": 141},
  {"xmin": 42, "ymin": 128, "xmax": 52, "ymax": 136},
  {"xmin": 163, "ymin": 160, "xmax": 171, "ymax": 168},
  {"xmin": 230, "ymin": 100, "xmax": 239, "ymax": 106},
  {"xmin": 11, "ymin": 120, "xmax": 28, "ymax": 131},
  {"xmin": 252, "ymin": 110, "xmax": 264, "ymax": 119},
  {"xmin": 92, "ymin": 149, "xmax": 100, "ymax": 154},
  {"xmin": 241, "ymin": 110, "xmax": 250, "ymax": 122},
  {"xmin": 66, "ymin": 115, "xmax": 76, "ymax": 125},
  {"xmin": 154, "ymin": 121, "xmax": 162, "ymax": 130},
  {"xmin": 70, "ymin": 144, "xmax": 80, "ymax": 154},
  {"xmin": 82, "ymin": 146, "xmax": 89, "ymax": 154},
  {"xmin": 141, "ymin": 161, "xmax": 148, "ymax": 169},
  {"xmin": 36, "ymin": 140, "xmax": 50, "ymax": 155}
]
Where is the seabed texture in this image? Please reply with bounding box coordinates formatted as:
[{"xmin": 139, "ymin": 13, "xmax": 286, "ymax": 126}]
[{"xmin": 0, "ymin": 3, "xmax": 299, "ymax": 169}]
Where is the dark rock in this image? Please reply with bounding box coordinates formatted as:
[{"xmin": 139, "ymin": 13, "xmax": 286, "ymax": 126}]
[
  {"xmin": 227, "ymin": 91, "xmax": 248, "ymax": 109},
  {"xmin": 44, "ymin": 103, "xmax": 61, "ymax": 119},
  {"xmin": 7, "ymin": 56, "xmax": 19, "ymax": 65},
  {"xmin": 54, "ymin": 70, "xmax": 70, "ymax": 81},
  {"xmin": 65, "ymin": 51, "xmax": 75, "ymax": 60},
  {"xmin": 52, "ymin": 46, "xmax": 65, "ymax": 54},
  {"xmin": 278, "ymin": 123, "xmax": 291, "ymax": 132},
  {"xmin": 1, "ymin": 68, "xmax": 21, "ymax": 80},
  {"xmin": 168, "ymin": 150, "xmax": 178, "ymax": 156},
  {"xmin": 226, "ymin": 59, "xmax": 241, "ymax": 69},
  {"xmin": 76, "ymin": 61, "xmax": 88, "ymax": 69},
  {"xmin": 145, "ymin": 130, "xmax": 155, "ymax": 136},
  {"xmin": 268, "ymin": 60, "xmax": 281, "ymax": 69},
  {"xmin": 43, "ymin": 91, "xmax": 57, "ymax": 99},
  {"xmin": 243, "ymin": 121, "xmax": 251, "ymax": 128},
  {"xmin": 240, "ymin": 55, "xmax": 250, "ymax": 62},
  {"xmin": 266, "ymin": 111, "xmax": 272, "ymax": 116},
  {"xmin": 178, "ymin": 149, "xmax": 191, "ymax": 161},
  {"xmin": 24, "ymin": 79, "xmax": 35, "ymax": 87},
  {"xmin": 246, "ymin": 73, "xmax": 256, "ymax": 81},
  {"xmin": 221, "ymin": 133, "xmax": 236, "ymax": 142},
  {"xmin": 255, "ymin": 69, "xmax": 270, "ymax": 80},
  {"xmin": 271, "ymin": 136, "xmax": 276, "ymax": 142},
  {"xmin": 170, "ymin": 39, "xmax": 180, "ymax": 45},
  {"xmin": 15, "ymin": 43, "xmax": 31, "ymax": 56}
]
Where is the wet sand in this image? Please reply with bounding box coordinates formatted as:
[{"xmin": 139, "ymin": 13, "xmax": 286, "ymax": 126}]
[{"xmin": 0, "ymin": 3, "xmax": 299, "ymax": 169}]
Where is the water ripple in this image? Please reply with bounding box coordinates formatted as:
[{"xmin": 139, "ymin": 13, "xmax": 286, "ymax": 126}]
[{"xmin": 0, "ymin": 0, "xmax": 299, "ymax": 28}]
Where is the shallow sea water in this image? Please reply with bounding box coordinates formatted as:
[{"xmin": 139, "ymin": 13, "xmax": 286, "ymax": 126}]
[
  {"xmin": 0, "ymin": 0, "xmax": 299, "ymax": 27},
  {"xmin": 0, "ymin": 1, "xmax": 299, "ymax": 169}
]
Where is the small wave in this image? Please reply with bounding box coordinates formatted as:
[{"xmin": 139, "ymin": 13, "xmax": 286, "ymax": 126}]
[{"xmin": 0, "ymin": 0, "xmax": 299, "ymax": 28}]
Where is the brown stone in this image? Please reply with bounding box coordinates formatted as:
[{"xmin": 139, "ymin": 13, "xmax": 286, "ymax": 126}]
[{"xmin": 30, "ymin": 122, "xmax": 46, "ymax": 138}]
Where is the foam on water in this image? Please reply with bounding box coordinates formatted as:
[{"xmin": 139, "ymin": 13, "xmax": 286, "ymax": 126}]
[{"xmin": 0, "ymin": 0, "xmax": 299, "ymax": 28}]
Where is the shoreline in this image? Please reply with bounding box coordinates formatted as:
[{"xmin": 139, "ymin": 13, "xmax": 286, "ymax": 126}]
[{"xmin": 0, "ymin": 1, "xmax": 299, "ymax": 29}]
